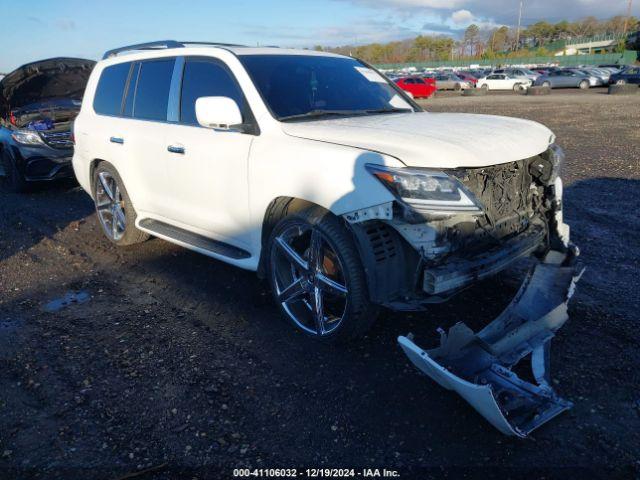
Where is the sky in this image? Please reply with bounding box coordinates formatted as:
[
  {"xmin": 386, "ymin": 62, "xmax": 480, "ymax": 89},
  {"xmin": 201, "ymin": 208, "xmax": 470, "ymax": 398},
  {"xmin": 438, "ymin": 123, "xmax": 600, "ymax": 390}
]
[{"xmin": 1, "ymin": 0, "xmax": 638, "ymax": 72}]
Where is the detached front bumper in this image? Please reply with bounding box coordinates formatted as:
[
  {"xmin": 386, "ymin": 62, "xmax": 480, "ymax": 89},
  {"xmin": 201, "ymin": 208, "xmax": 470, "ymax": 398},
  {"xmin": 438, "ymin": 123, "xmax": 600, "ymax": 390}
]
[{"xmin": 399, "ymin": 247, "xmax": 583, "ymax": 437}]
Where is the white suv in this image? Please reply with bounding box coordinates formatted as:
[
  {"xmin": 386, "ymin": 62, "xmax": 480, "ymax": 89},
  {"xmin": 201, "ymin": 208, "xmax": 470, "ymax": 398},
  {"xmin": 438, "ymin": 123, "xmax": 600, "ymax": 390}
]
[{"xmin": 73, "ymin": 41, "xmax": 572, "ymax": 343}]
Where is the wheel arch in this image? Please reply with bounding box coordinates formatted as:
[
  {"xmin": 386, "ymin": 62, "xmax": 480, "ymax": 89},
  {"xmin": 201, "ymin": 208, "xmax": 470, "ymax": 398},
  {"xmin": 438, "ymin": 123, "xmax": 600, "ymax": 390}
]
[{"xmin": 257, "ymin": 196, "xmax": 328, "ymax": 278}]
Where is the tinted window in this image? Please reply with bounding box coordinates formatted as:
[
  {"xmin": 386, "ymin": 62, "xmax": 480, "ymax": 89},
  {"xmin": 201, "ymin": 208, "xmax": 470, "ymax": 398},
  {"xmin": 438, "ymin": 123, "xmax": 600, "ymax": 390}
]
[
  {"xmin": 133, "ymin": 59, "xmax": 175, "ymax": 121},
  {"xmin": 405, "ymin": 78, "xmax": 415, "ymax": 84},
  {"xmin": 240, "ymin": 55, "xmax": 412, "ymax": 119},
  {"xmin": 180, "ymin": 58, "xmax": 245, "ymax": 125},
  {"xmin": 414, "ymin": 78, "xmax": 425, "ymax": 84},
  {"xmin": 93, "ymin": 62, "xmax": 131, "ymax": 115}
]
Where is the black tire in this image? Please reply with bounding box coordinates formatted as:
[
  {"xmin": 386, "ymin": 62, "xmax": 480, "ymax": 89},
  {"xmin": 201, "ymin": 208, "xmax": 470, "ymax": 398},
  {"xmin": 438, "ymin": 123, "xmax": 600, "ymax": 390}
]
[
  {"xmin": 266, "ymin": 205, "xmax": 378, "ymax": 343},
  {"xmin": 0, "ymin": 149, "xmax": 27, "ymax": 193},
  {"xmin": 92, "ymin": 162, "xmax": 149, "ymax": 246},
  {"xmin": 579, "ymin": 80, "xmax": 589, "ymax": 90}
]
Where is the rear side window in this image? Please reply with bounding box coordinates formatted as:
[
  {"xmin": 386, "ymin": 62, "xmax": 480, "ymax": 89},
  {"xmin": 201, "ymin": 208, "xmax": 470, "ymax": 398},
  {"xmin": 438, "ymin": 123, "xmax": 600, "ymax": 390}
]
[
  {"xmin": 133, "ymin": 59, "xmax": 175, "ymax": 121},
  {"xmin": 93, "ymin": 62, "xmax": 131, "ymax": 115},
  {"xmin": 179, "ymin": 58, "xmax": 244, "ymax": 126}
]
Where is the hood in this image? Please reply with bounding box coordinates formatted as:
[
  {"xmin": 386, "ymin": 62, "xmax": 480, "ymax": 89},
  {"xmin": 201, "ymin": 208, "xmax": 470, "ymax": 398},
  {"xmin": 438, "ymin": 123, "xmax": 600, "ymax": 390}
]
[
  {"xmin": 0, "ymin": 57, "xmax": 95, "ymax": 118},
  {"xmin": 281, "ymin": 112, "xmax": 554, "ymax": 168}
]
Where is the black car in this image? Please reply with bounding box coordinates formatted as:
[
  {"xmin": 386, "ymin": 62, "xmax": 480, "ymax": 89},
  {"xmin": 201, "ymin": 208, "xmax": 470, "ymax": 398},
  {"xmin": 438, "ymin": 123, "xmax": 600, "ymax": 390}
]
[
  {"xmin": 609, "ymin": 66, "xmax": 640, "ymax": 86},
  {"xmin": 0, "ymin": 57, "xmax": 95, "ymax": 192}
]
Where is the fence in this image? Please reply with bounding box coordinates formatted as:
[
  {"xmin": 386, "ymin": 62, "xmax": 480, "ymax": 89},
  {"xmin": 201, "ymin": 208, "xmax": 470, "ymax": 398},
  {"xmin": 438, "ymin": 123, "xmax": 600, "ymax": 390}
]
[{"xmin": 374, "ymin": 50, "xmax": 638, "ymax": 70}]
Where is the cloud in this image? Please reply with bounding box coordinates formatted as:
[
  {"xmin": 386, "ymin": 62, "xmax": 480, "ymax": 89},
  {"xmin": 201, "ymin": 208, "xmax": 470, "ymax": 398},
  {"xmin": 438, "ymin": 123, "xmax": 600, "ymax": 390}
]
[
  {"xmin": 346, "ymin": 0, "xmax": 468, "ymax": 8},
  {"xmin": 243, "ymin": 18, "xmax": 421, "ymax": 47},
  {"xmin": 451, "ymin": 9, "xmax": 474, "ymax": 24},
  {"xmin": 336, "ymin": 0, "xmax": 639, "ymax": 25},
  {"xmin": 55, "ymin": 19, "xmax": 76, "ymax": 31}
]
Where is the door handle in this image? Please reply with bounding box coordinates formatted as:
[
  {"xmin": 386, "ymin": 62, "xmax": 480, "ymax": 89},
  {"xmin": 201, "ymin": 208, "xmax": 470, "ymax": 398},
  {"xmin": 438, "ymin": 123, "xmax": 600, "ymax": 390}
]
[
  {"xmin": 167, "ymin": 145, "xmax": 185, "ymax": 154},
  {"xmin": 110, "ymin": 137, "xmax": 124, "ymax": 144}
]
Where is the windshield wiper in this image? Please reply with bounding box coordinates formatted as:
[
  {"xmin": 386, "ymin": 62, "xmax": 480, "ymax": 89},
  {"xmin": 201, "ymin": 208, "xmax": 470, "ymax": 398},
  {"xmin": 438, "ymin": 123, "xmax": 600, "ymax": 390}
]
[
  {"xmin": 364, "ymin": 108, "xmax": 413, "ymax": 115},
  {"xmin": 279, "ymin": 110, "xmax": 371, "ymax": 122}
]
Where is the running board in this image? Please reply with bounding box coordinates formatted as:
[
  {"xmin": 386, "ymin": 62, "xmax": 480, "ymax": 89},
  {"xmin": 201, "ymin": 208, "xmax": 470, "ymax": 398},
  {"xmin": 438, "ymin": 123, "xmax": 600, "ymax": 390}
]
[
  {"xmin": 399, "ymin": 247, "xmax": 584, "ymax": 437},
  {"xmin": 138, "ymin": 219, "xmax": 251, "ymax": 260}
]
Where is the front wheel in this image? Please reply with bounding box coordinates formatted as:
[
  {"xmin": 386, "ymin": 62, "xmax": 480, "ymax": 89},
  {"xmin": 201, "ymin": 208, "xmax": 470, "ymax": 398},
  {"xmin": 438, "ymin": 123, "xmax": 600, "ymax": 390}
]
[
  {"xmin": 616, "ymin": 79, "xmax": 626, "ymax": 85},
  {"xmin": 267, "ymin": 206, "xmax": 378, "ymax": 343},
  {"xmin": 542, "ymin": 81, "xmax": 551, "ymax": 88},
  {"xmin": 579, "ymin": 80, "xmax": 590, "ymax": 89},
  {"xmin": 92, "ymin": 162, "xmax": 149, "ymax": 246}
]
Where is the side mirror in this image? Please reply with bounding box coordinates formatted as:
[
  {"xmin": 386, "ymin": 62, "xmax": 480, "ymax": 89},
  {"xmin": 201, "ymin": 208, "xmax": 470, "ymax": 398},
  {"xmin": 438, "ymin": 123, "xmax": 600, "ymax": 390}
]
[{"xmin": 195, "ymin": 96, "xmax": 243, "ymax": 130}]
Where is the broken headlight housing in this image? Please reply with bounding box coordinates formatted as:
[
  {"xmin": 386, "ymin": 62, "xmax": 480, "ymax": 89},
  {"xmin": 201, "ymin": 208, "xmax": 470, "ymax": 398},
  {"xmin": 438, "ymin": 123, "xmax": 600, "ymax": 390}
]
[
  {"xmin": 11, "ymin": 129, "xmax": 45, "ymax": 146},
  {"xmin": 366, "ymin": 164, "xmax": 482, "ymax": 218},
  {"xmin": 532, "ymin": 143, "xmax": 564, "ymax": 185}
]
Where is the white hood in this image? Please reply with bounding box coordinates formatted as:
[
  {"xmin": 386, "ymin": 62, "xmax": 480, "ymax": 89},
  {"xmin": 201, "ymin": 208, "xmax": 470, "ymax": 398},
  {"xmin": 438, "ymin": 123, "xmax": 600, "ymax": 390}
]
[{"xmin": 281, "ymin": 112, "xmax": 554, "ymax": 168}]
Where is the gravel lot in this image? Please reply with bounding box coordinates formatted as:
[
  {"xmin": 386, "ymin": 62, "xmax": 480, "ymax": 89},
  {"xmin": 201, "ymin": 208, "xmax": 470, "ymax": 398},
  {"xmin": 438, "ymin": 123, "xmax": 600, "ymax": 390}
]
[{"xmin": 1, "ymin": 88, "xmax": 639, "ymax": 479}]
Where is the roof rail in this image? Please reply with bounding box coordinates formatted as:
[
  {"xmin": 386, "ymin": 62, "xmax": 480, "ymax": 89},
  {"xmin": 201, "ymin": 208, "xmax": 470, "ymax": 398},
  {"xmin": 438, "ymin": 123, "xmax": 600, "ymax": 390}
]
[
  {"xmin": 179, "ymin": 41, "xmax": 247, "ymax": 48},
  {"xmin": 102, "ymin": 40, "xmax": 183, "ymax": 59},
  {"xmin": 102, "ymin": 40, "xmax": 248, "ymax": 60}
]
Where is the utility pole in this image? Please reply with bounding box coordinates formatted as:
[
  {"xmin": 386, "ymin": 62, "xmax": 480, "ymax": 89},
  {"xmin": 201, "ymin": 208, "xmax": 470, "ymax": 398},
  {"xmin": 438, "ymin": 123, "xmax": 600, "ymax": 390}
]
[
  {"xmin": 622, "ymin": 0, "xmax": 633, "ymax": 37},
  {"xmin": 515, "ymin": 1, "xmax": 523, "ymax": 51}
]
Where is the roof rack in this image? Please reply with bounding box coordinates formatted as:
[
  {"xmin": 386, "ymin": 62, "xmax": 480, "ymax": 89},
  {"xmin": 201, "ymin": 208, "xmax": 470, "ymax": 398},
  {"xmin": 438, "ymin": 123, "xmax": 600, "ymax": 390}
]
[{"xmin": 102, "ymin": 40, "xmax": 247, "ymax": 60}]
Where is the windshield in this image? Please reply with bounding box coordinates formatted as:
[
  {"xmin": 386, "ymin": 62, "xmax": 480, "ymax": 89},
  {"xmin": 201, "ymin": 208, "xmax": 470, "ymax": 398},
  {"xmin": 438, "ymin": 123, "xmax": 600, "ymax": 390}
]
[{"xmin": 239, "ymin": 54, "xmax": 414, "ymax": 120}]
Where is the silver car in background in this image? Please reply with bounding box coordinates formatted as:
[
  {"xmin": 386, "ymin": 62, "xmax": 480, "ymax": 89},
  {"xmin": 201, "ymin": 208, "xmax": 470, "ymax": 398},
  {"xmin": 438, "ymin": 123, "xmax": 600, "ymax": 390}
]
[
  {"xmin": 534, "ymin": 70, "xmax": 592, "ymax": 89},
  {"xmin": 433, "ymin": 73, "xmax": 472, "ymax": 91}
]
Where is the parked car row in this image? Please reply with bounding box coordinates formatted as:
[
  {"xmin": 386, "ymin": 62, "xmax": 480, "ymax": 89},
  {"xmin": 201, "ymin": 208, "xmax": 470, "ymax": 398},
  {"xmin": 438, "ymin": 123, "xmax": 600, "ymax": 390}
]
[{"xmin": 387, "ymin": 63, "xmax": 637, "ymax": 96}]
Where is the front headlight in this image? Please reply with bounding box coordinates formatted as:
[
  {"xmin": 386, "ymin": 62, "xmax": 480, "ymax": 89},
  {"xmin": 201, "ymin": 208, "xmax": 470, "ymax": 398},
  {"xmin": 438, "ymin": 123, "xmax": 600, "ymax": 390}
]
[
  {"xmin": 366, "ymin": 164, "xmax": 482, "ymax": 215},
  {"xmin": 11, "ymin": 130, "xmax": 45, "ymax": 146}
]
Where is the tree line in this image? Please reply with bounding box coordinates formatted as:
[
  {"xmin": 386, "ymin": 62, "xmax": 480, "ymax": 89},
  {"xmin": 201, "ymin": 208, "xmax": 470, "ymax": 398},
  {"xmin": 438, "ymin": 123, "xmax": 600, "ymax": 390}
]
[{"xmin": 315, "ymin": 15, "xmax": 639, "ymax": 64}]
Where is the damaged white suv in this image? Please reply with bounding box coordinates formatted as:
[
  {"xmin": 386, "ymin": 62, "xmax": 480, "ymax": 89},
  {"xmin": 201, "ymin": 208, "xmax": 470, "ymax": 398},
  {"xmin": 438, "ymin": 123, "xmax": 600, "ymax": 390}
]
[
  {"xmin": 73, "ymin": 41, "xmax": 576, "ymax": 343},
  {"xmin": 75, "ymin": 42, "xmax": 584, "ymax": 436}
]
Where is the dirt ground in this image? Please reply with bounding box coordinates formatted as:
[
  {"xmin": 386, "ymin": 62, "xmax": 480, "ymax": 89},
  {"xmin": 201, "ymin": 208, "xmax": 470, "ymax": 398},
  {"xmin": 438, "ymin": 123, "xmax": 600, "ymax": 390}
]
[{"xmin": 1, "ymin": 88, "xmax": 639, "ymax": 480}]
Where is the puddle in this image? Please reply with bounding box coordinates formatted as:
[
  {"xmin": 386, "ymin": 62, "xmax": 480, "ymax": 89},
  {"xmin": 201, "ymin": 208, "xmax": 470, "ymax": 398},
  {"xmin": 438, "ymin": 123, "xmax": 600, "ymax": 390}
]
[{"xmin": 43, "ymin": 291, "xmax": 91, "ymax": 313}]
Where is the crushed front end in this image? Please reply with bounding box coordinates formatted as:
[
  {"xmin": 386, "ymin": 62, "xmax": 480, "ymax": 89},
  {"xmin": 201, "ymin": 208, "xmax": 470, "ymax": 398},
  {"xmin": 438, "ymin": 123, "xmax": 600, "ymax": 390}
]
[{"xmin": 345, "ymin": 145, "xmax": 584, "ymax": 436}]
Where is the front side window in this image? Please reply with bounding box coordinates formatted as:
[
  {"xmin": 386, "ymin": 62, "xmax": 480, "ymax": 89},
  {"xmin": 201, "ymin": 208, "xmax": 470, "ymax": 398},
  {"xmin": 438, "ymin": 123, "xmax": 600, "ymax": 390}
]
[
  {"xmin": 239, "ymin": 54, "xmax": 413, "ymax": 120},
  {"xmin": 180, "ymin": 58, "xmax": 245, "ymax": 126},
  {"xmin": 133, "ymin": 59, "xmax": 175, "ymax": 121},
  {"xmin": 93, "ymin": 62, "xmax": 131, "ymax": 116}
]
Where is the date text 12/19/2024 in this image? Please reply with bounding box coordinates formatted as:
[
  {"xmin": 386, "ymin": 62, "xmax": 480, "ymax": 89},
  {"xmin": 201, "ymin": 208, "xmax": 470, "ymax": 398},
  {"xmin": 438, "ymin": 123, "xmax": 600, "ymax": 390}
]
[{"xmin": 233, "ymin": 468, "xmax": 401, "ymax": 478}]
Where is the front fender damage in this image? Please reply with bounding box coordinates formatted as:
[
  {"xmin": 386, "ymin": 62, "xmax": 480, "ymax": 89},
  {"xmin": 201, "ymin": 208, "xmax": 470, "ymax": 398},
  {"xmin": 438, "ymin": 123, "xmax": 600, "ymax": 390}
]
[{"xmin": 398, "ymin": 248, "xmax": 584, "ymax": 437}]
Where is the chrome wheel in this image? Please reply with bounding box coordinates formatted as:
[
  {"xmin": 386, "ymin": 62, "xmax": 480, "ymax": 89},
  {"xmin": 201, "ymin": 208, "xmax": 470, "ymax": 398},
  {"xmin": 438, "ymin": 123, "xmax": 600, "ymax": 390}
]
[
  {"xmin": 271, "ymin": 224, "xmax": 348, "ymax": 336},
  {"xmin": 95, "ymin": 171, "xmax": 126, "ymax": 241}
]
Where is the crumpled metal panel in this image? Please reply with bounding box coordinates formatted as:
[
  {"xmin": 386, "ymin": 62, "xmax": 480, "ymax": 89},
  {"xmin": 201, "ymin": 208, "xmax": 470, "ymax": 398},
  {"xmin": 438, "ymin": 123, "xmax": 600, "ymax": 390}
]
[{"xmin": 398, "ymin": 249, "xmax": 584, "ymax": 437}]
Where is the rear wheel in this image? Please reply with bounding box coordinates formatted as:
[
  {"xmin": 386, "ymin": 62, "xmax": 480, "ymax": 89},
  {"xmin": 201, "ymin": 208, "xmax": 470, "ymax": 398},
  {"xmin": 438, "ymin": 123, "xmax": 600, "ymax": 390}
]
[
  {"xmin": 0, "ymin": 149, "xmax": 27, "ymax": 193},
  {"xmin": 92, "ymin": 162, "xmax": 149, "ymax": 246},
  {"xmin": 481, "ymin": 83, "xmax": 489, "ymax": 91},
  {"xmin": 579, "ymin": 80, "xmax": 589, "ymax": 89},
  {"xmin": 454, "ymin": 83, "xmax": 462, "ymax": 91},
  {"xmin": 542, "ymin": 81, "xmax": 551, "ymax": 88},
  {"xmin": 267, "ymin": 206, "xmax": 378, "ymax": 343}
]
